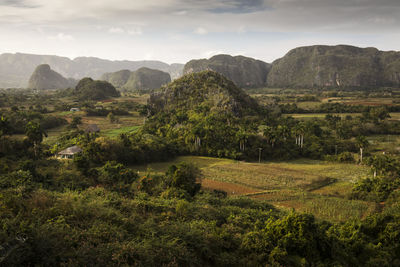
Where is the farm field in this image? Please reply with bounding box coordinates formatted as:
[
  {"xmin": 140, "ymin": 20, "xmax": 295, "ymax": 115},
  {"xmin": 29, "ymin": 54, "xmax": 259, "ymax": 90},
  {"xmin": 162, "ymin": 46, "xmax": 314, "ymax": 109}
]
[
  {"xmin": 134, "ymin": 156, "xmax": 375, "ymax": 222},
  {"xmin": 284, "ymin": 112, "xmax": 400, "ymax": 120}
]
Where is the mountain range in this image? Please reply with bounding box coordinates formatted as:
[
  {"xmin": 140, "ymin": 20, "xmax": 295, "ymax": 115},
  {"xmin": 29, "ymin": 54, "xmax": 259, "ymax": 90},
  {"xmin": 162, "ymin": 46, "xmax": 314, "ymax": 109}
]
[
  {"xmin": 2, "ymin": 44, "xmax": 400, "ymax": 89},
  {"xmin": 0, "ymin": 52, "xmax": 183, "ymax": 88}
]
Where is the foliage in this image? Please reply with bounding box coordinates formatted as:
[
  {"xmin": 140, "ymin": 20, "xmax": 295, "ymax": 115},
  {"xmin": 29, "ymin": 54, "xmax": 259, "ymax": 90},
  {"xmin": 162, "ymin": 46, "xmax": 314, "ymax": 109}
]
[
  {"xmin": 351, "ymin": 155, "xmax": 400, "ymax": 202},
  {"xmin": 74, "ymin": 77, "xmax": 120, "ymax": 101},
  {"xmin": 165, "ymin": 162, "xmax": 202, "ymax": 197},
  {"xmin": 325, "ymin": 152, "xmax": 355, "ymax": 163}
]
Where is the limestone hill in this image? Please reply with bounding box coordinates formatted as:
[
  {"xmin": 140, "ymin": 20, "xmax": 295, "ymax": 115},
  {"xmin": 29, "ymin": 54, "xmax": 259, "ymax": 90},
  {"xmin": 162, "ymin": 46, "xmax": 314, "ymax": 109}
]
[
  {"xmin": 28, "ymin": 64, "xmax": 77, "ymax": 90},
  {"xmin": 101, "ymin": 67, "xmax": 171, "ymax": 91},
  {"xmin": 183, "ymin": 54, "xmax": 271, "ymax": 88},
  {"xmin": 267, "ymin": 45, "xmax": 400, "ymax": 88},
  {"xmin": 100, "ymin": 69, "xmax": 131, "ymax": 88},
  {"xmin": 148, "ymin": 70, "xmax": 260, "ymax": 117},
  {"xmin": 74, "ymin": 77, "xmax": 120, "ymax": 100},
  {"xmin": 124, "ymin": 68, "xmax": 171, "ymax": 91}
]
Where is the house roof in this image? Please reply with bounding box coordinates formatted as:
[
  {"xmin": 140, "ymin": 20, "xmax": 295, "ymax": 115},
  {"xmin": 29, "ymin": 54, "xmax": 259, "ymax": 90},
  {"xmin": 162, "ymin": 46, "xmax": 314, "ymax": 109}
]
[
  {"xmin": 85, "ymin": 124, "xmax": 100, "ymax": 133},
  {"xmin": 58, "ymin": 145, "xmax": 83, "ymax": 155}
]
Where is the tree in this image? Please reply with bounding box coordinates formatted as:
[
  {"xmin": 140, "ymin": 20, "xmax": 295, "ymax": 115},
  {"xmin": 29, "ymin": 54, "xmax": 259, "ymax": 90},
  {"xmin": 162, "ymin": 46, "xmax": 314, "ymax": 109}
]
[
  {"xmin": 356, "ymin": 135, "xmax": 369, "ymax": 163},
  {"xmin": 325, "ymin": 114, "xmax": 341, "ymax": 129},
  {"xmin": 107, "ymin": 112, "xmax": 119, "ymax": 123},
  {"xmin": 70, "ymin": 116, "xmax": 82, "ymax": 128},
  {"xmin": 292, "ymin": 123, "xmax": 305, "ymax": 148},
  {"xmin": 369, "ymin": 106, "xmax": 390, "ymax": 123},
  {"xmin": 366, "ymin": 154, "xmax": 399, "ymax": 178},
  {"xmin": 165, "ymin": 162, "xmax": 202, "ymax": 197},
  {"xmin": 0, "ymin": 115, "xmax": 11, "ymax": 137},
  {"xmin": 236, "ymin": 127, "xmax": 248, "ymax": 152},
  {"xmin": 262, "ymin": 126, "xmax": 277, "ymax": 148},
  {"xmin": 97, "ymin": 161, "xmax": 138, "ymax": 193},
  {"xmin": 25, "ymin": 121, "xmax": 47, "ymax": 157}
]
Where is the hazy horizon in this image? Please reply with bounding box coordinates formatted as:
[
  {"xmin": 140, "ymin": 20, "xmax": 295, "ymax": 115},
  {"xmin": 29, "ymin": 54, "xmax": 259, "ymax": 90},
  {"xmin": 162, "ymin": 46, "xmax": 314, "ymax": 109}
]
[{"xmin": 1, "ymin": 0, "xmax": 400, "ymax": 64}]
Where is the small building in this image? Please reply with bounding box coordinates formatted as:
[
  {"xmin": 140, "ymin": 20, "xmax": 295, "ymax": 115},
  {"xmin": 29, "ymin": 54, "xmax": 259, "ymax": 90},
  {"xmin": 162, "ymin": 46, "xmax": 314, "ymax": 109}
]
[
  {"xmin": 85, "ymin": 124, "xmax": 100, "ymax": 133},
  {"xmin": 70, "ymin": 108, "xmax": 80, "ymax": 112},
  {"xmin": 57, "ymin": 145, "xmax": 82, "ymax": 159}
]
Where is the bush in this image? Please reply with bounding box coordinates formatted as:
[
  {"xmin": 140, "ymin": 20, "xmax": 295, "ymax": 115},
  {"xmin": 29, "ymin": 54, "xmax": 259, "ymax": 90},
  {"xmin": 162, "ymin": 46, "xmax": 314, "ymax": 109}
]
[
  {"xmin": 165, "ymin": 162, "xmax": 202, "ymax": 197},
  {"xmin": 325, "ymin": 152, "xmax": 355, "ymax": 163}
]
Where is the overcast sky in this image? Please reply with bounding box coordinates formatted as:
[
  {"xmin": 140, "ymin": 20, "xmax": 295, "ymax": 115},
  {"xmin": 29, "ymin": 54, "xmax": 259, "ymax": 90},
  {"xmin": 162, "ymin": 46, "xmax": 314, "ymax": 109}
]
[{"xmin": 0, "ymin": 0, "xmax": 399, "ymax": 64}]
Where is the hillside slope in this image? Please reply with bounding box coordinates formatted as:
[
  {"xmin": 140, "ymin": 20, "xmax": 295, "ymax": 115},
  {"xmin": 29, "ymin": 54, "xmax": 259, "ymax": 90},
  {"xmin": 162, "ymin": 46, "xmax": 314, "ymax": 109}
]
[
  {"xmin": 148, "ymin": 70, "xmax": 260, "ymax": 117},
  {"xmin": 74, "ymin": 77, "xmax": 120, "ymax": 100},
  {"xmin": 28, "ymin": 64, "xmax": 77, "ymax": 90},
  {"xmin": 101, "ymin": 67, "xmax": 171, "ymax": 91},
  {"xmin": 183, "ymin": 54, "xmax": 271, "ymax": 88},
  {"xmin": 267, "ymin": 45, "xmax": 400, "ymax": 88},
  {"xmin": 100, "ymin": 69, "xmax": 131, "ymax": 88}
]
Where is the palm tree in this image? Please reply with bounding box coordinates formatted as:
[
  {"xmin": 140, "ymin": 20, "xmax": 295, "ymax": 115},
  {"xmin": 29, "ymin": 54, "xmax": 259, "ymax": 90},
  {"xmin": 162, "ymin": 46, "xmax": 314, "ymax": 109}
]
[
  {"xmin": 367, "ymin": 154, "xmax": 397, "ymax": 178},
  {"xmin": 292, "ymin": 123, "xmax": 305, "ymax": 148},
  {"xmin": 356, "ymin": 135, "xmax": 369, "ymax": 163},
  {"xmin": 263, "ymin": 126, "xmax": 277, "ymax": 148},
  {"xmin": 236, "ymin": 127, "xmax": 248, "ymax": 152},
  {"xmin": 25, "ymin": 121, "xmax": 47, "ymax": 157}
]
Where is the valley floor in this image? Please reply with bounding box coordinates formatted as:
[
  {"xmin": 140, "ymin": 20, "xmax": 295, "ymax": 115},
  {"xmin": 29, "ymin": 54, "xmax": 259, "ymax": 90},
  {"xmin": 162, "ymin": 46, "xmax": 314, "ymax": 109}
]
[{"xmin": 134, "ymin": 156, "xmax": 375, "ymax": 222}]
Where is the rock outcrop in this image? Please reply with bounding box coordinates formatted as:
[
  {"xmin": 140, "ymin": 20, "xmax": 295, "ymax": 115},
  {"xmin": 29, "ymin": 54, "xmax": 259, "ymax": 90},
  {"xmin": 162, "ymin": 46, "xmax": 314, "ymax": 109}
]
[
  {"xmin": 183, "ymin": 55, "xmax": 271, "ymax": 88},
  {"xmin": 267, "ymin": 45, "xmax": 400, "ymax": 88}
]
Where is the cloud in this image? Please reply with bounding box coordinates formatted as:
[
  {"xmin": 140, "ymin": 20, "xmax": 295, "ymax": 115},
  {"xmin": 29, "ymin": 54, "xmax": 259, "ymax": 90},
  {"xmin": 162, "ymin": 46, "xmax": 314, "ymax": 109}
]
[
  {"xmin": 1, "ymin": 0, "xmax": 400, "ymax": 64},
  {"xmin": 194, "ymin": 27, "xmax": 208, "ymax": 35},
  {"xmin": 128, "ymin": 27, "xmax": 142, "ymax": 35},
  {"xmin": 109, "ymin": 27, "xmax": 125, "ymax": 34},
  {"xmin": 0, "ymin": 0, "xmax": 38, "ymax": 8},
  {"xmin": 2, "ymin": 0, "xmax": 400, "ymax": 35},
  {"xmin": 48, "ymin": 33, "xmax": 74, "ymax": 41},
  {"xmin": 205, "ymin": 0, "xmax": 267, "ymax": 13},
  {"xmin": 109, "ymin": 26, "xmax": 142, "ymax": 35},
  {"xmin": 173, "ymin": 10, "xmax": 187, "ymax": 15}
]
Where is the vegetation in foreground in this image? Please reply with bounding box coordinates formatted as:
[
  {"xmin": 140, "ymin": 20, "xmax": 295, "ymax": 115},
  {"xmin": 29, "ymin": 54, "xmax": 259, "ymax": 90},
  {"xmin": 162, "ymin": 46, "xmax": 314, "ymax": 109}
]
[{"xmin": 2, "ymin": 71, "xmax": 400, "ymax": 265}]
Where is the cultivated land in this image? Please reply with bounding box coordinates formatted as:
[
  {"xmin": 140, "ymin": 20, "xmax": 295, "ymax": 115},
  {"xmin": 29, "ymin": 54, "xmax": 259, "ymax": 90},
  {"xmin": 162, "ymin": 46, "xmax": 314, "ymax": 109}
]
[{"xmin": 135, "ymin": 156, "xmax": 374, "ymax": 222}]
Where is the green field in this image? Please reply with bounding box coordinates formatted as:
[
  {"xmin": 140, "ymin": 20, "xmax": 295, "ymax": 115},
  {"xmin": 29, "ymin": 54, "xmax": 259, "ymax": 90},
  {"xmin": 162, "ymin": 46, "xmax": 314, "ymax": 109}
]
[
  {"xmin": 102, "ymin": 125, "xmax": 141, "ymax": 137},
  {"xmin": 133, "ymin": 156, "xmax": 374, "ymax": 222}
]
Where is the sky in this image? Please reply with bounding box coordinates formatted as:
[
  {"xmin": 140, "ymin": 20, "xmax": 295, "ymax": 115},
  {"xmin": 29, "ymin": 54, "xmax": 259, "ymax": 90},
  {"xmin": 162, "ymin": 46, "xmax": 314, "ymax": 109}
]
[{"xmin": 0, "ymin": 0, "xmax": 400, "ymax": 64}]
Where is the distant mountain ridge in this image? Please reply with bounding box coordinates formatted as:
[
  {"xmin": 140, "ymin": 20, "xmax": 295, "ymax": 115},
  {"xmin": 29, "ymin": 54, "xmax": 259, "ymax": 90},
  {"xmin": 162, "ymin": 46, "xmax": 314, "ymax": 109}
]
[
  {"xmin": 183, "ymin": 46, "xmax": 400, "ymax": 89},
  {"xmin": 2, "ymin": 45, "xmax": 400, "ymax": 89},
  {"xmin": 0, "ymin": 52, "xmax": 184, "ymax": 88}
]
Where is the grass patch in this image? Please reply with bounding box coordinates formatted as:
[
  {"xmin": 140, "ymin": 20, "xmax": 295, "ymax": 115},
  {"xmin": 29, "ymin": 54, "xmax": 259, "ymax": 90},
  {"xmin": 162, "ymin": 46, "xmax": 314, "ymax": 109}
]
[
  {"xmin": 134, "ymin": 156, "xmax": 234, "ymax": 175},
  {"xmin": 284, "ymin": 113, "xmax": 360, "ymax": 120},
  {"xmin": 102, "ymin": 125, "xmax": 141, "ymax": 137},
  {"xmin": 275, "ymin": 196, "xmax": 376, "ymax": 222}
]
